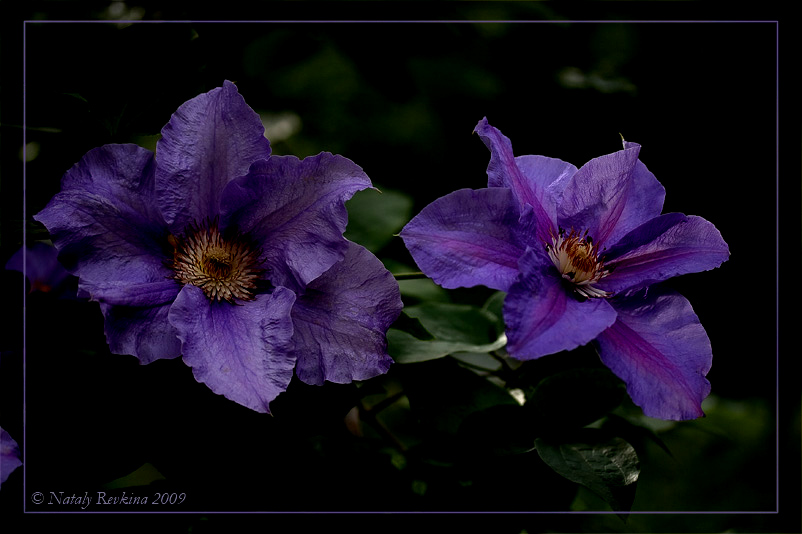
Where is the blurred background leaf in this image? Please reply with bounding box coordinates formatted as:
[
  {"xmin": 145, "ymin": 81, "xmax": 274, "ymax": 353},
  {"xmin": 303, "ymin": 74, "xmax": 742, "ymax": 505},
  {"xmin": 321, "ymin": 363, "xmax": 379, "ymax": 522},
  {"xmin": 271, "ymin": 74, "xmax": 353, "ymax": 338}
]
[{"xmin": 344, "ymin": 186, "xmax": 413, "ymax": 253}]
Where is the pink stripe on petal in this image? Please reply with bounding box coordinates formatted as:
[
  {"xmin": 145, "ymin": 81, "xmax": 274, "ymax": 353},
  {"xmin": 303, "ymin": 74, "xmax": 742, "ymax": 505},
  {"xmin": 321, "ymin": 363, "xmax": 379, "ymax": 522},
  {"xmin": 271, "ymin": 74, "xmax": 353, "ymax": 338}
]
[
  {"xmin": 597, "ymin": 287, "xmax": 713, "ymax": 421},
  {"xmin": 474, "ymin": 118, "xmax": 558, "ymax": 243},
  {"xmin": 504, "ymin": 248, "xmax": 617, "ymax": 359}
]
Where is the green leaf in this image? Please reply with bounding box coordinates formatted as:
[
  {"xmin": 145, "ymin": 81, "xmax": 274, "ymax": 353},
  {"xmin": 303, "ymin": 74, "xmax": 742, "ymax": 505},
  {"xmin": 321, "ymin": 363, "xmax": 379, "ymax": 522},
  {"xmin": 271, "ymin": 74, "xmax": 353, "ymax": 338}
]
[
  {"xmin": 382, "ymin": 260, "xmax": 450, "ymax": 303},
  {"xmin": 389, "ymin": 312, "xmax": 434, "ymax": 341},
  {"xmin": 404, "ymin": 302, "xmax": 499, "ymax": 346},
  {"xmin": 388, "ymin": 303, "xmax": 507, "ymax": 364},
  {"xmin": 344, "ymin": 187, "xmax": 413, "ymax": 252},
  {"xmin": 449, "ymin": 351, "xmax": 502, "ymax": 372},
  {"xmin": 481, "ymin": 290, "xmax": 506, "ymax": 325},
  {"xmin": 535, "ymin": 429, "xmax": 640, "ymax": 513},
  {"xmin": 397, "ymin": 278, "xmax": 450, "ymax": 303},
  {"xmin": 387, "ymin": 329, "xmax": 506, "ymax": 364}
]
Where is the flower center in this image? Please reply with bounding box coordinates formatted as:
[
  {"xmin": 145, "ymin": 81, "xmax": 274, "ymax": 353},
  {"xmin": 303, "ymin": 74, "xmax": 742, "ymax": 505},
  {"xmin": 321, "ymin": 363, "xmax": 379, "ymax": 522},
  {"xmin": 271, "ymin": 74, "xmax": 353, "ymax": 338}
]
[
  {"xmin": 169, "ymin": 219, "xmax": 263, "ymax": 303},
  {"xmin": 545, "ymin": 228, "xmax": 611, "ymax": 299}
]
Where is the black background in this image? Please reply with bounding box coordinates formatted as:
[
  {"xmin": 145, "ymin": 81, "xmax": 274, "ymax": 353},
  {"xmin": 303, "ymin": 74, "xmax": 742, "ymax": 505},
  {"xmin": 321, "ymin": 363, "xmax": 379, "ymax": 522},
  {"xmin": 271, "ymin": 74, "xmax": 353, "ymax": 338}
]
[{"xmin": 0, "ymin": 2, "xmax": 797, "ymax": 533}]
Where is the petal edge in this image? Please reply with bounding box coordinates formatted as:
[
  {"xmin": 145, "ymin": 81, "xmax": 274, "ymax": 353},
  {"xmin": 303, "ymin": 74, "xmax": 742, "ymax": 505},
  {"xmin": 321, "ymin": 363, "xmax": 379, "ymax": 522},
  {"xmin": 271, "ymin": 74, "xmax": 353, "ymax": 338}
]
[{"xmin": 596, "ymin": 286, "xmax": 713, "ymax": 421}]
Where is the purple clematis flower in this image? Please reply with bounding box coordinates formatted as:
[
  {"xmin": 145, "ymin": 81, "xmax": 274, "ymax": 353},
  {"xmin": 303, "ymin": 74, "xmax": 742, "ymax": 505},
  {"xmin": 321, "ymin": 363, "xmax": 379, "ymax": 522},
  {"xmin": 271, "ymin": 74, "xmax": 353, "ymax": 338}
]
[
  {"xmin": 1, "ymin": 427, "xmax": 22, "ymax": 488},
  {"xmin": 401, "ymin": 118, "xmax": 729, "ymax": 421},
  {"xmin": 34, "ymin": 81, "xmax": 402, "ymax": 413}
]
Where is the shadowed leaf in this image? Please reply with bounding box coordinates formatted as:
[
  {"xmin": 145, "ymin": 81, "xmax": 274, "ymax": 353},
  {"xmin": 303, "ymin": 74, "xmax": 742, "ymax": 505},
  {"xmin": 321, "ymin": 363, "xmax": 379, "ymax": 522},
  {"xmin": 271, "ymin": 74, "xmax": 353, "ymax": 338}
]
[{"xmin": 535, "ymin": 428, "xmax": 640, "ymax": 514}]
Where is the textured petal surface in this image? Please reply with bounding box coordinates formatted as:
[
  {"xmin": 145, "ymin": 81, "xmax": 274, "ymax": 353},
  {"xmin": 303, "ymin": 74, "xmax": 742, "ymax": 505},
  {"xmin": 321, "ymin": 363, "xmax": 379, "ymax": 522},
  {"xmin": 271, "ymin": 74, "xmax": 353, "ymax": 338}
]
[
  {"xmin": 474, "ymin": 118, "xmax": 556, "ymax": 243},
  {"xmin": 292, "ymin": 241, "xmax": 402, "ymax": 386},
  {"xmin": 515, "ymin": 154, "xmax": 578, "ymax": 215},
  {"xmin": 504, "ymin": 248, "xmax": 617, "ymax": 359},
  {"xmin": 82, "ymin": 280, "xmax": 180, "ymax": 308},
  {"xmin": 32, "ymin": 144, "xmax": 182, "ymax": 364},
  {"xmin": 595, "ymin": 286, "xmax": 713, "ymax": 420},
  {"xmin": 169, "ymin": 286, "xmax": 296, "ymax": 413},
  {"xmin": 599, "ymin": 214, "xmax": 730, "ymax": 294},
  {"xmin": 99, "ymin": 301, "xmax": 182, "ymax": 364},
  {"xmin": 33, "ymin": 144, "xmax": 172, "ymax": 288},
  {"xmin": 1, "ymin": 427, "xmax": 22, "ymax": 486},
  {"xmin": 155, "ymin": 81, "xmax": 271, "ymax": 232},
  {"xmin": 400, "ymin": 187, "xmax": 536, "ymax": 292},
  {"xmin": 556, "ymin": 141, "xmax": 665, "ymax": 247},
  {"xmin": 221, "ymin": 153, "xmax": 371, "ymax": 291}
]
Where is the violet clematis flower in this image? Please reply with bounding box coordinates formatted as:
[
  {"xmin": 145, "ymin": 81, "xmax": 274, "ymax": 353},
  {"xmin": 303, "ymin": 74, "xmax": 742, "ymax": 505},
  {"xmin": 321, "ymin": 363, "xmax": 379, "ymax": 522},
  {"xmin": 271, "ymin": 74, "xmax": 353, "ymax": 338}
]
[
  {"xmin": 1, "ymin": 427, "xmax": 22, "ymax": 488},
  {"xmin": 401, "ymin": 118, "xmax": 729, "ymax": 420},
  {"xmin": 34, "ymin": 81, "xmax": 402, "ymax": 413}
]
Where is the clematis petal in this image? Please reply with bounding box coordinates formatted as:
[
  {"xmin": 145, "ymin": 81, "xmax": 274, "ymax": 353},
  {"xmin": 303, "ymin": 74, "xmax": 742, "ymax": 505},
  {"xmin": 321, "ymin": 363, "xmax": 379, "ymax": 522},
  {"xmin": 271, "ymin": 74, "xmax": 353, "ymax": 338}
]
[
  {"xmin": 99, "ymin": 301, "xmax": 182, "ymax": 364},
  {"xmin": 515, "ymin": 154, "xmax": 578, "ymax": 215},
  {"xmin": 82, "ymin": 280, "xmax": 180, "ymax": 307},
  {"xmin": 504, "ymin": 248, "xmax": 617, "ymax": 359},
  {"xmin": 1, "ymin": 427, "xmax": 22, "ymax": 487},
  {"xmin": 556, "ymin": 141, "xmax": 665, "ymax": 247},
  {"xmin": 33, "ymin": 144, "xmax": 172, "ymax": 287},
  {"xmin": 155, "ymin": 81, "xmax": 271, "ymax": 232},
  {"xmin": 221, "ymin": 153, "xmax": 371, "ymax": 291},
  {"xmin": 292, "ymin": 241, "xmax": 402, "ymax": 386},
  {"xmin": 400, "ymin": 187, "xmax": 537, "ymax": 292},
  {"xmin": 473, "ymin": 118, "xmax": 557, "ymax": 243},
  {"xmin": 595, "ymin": 286, "xmax": 713, "ymax": 420},
  {"xmin": 168, "ymin": 285, "xmax": 296, "ymax": 413},
  {"xmin": 599, "ymin": 214, "xmax": 730, "ymax": 295},
  {"xmin": 473, "ymin": 118, "xmax": 567, "ymax": 243},
  {"xmin": 73, "ymin": 274, "xmax": 182, "ymax": 366}
]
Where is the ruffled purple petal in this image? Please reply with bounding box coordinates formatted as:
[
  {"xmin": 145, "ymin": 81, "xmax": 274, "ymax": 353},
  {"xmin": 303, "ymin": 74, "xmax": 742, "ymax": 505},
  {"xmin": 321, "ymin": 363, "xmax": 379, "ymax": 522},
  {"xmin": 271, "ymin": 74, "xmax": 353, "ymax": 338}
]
[
  {"xmin": 221, "ymin": 153, "xmax": 371, "ymax": 291},
  {"xmin": 155, "ymin": 81, "xmax": 271, "ymax": 232},
  {"xmin": 168, "ymin": 285, "xmax": 296, "ymax": 413},
  {"xmin": 504, "ymin": 248, "xmax": 617, "ymax": 359},
  {"xmin": 99, "ymin": 300, "xmax": 182, "ymax": 364},
  {"xmin": 474, "ymin": 118, "xmax": 557, "ymax": 243},
  {"xmin": 33, "ymin": 144, "xmax": 172, "ymax": 288},
  {"xmin": 1, "ymin": 427, "xmax": 22, "ymax": 487},
  {"xmin": 515, "ymin": 154, "xmax": 578, "ymax": 214},
  {"xmin": 81, "ymin": 279, "xmax": 180, "ymax": 307},
  {"xmin": 595, "ymin": 286, "xmax": 713, "ymax": 420},
  {"xmin": 292, "ymin": 241, "xmax": 402, "ymax": 386},
  {"xmin": 556, "ymin": 141, "xmax": 665, "ymax": 247},
  {"xmin": 400, "ymin": 187, "xmax": 537, "ymax": 292},
  {"xmin": 599, "ymin": 214, "xmax": 730, "ymax": 295}
]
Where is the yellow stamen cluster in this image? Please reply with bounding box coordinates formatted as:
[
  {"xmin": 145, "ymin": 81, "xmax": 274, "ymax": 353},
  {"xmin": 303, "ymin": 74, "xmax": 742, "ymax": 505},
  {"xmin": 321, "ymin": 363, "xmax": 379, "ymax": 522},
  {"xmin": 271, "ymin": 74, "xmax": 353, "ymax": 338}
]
[
  {"xmin": 169, "ymin": 219, "xmax": 262, "ymax": 303},
  {"xmin": 546, "ymin": 228, "xmax": 611, "ymax": 299}
]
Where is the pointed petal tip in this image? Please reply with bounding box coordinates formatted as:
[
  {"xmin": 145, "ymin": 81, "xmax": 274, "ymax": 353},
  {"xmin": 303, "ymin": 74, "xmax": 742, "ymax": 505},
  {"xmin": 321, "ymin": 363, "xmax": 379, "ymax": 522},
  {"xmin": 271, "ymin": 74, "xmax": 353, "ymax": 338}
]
[{"xmin": 473, "ymin": 116, "xmax": 491, "ymax": 135}]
